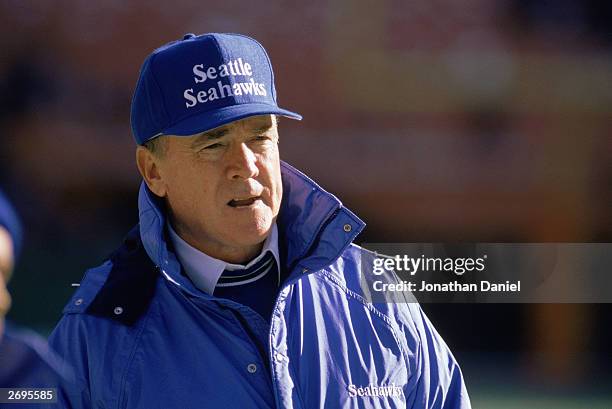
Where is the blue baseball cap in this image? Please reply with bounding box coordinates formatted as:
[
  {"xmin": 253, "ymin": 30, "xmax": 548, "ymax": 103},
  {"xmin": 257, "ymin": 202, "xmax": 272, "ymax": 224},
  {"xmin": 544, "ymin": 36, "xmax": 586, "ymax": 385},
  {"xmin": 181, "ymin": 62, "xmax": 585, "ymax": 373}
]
[
  {"xmin": 0, "ymin": 189, "xmax": 22, "ymax": 261},
  {"xmin": 130, "ymin": 33, "xmax": 302, "ymax": 145}
]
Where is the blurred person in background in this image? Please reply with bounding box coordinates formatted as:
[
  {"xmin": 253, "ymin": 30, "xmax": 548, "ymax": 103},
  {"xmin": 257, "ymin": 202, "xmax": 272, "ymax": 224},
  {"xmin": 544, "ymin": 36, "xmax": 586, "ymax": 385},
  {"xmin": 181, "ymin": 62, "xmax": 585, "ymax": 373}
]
[
  {"xmin": 49, "ymin": 33, "xmax": 470, "ymax": 408},
  {"xmin": 0, "ymin": 189, "xmax": 68, "ymax": 403}
]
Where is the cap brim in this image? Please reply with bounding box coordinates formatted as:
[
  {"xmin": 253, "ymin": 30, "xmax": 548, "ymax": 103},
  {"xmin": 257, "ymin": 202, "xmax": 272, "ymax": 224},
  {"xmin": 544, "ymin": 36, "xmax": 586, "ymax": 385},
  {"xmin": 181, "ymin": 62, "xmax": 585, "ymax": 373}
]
[{"xmin": 162, "ymin": 103, "xmax": 302, "ymax": 137}]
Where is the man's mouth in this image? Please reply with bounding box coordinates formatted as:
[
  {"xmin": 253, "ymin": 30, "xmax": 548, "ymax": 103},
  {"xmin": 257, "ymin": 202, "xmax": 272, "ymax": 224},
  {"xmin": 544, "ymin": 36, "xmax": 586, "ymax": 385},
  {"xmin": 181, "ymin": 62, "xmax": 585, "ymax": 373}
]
[{"xmin": 228, "ymin": 196, "xmax": 261, "ymax": 207}]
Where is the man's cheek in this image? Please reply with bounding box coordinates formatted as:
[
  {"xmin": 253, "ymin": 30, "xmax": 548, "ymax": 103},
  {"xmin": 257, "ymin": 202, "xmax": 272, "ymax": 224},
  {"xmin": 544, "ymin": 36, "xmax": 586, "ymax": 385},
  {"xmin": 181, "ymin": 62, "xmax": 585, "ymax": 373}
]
[{"xmin": 271, "ymin": 184, "xmax": 283, "ymax": 214}]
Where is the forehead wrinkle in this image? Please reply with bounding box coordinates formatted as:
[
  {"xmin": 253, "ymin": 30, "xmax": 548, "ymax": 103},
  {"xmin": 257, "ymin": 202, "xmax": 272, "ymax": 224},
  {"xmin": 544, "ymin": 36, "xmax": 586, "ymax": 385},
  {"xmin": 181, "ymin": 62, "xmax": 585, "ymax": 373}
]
[
  {"xmin": 189, "ymin": 129, "xmax": 229, "ymax": 148},
  {"xmin": 202, "ymin": 128, "xmax": 230, "ymax": 140},
  {"xmin": 238, "ymin": 114, "xmax": 275, "ymax": 131},
  {"xmin": 252, "ymin": 123, "xmax": 274, "ymax": 134}
]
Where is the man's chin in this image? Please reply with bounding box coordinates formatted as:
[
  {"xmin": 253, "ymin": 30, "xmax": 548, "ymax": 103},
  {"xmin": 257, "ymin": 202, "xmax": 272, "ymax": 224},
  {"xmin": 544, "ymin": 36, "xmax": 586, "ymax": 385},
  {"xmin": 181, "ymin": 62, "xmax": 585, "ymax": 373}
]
[
  {"xmin": 236, "ymin": 225, "xmax": 272, "ymax": 244},
  {"xmin": 228, "ymin": 220, "xmax": 273, "ymax": 245}
]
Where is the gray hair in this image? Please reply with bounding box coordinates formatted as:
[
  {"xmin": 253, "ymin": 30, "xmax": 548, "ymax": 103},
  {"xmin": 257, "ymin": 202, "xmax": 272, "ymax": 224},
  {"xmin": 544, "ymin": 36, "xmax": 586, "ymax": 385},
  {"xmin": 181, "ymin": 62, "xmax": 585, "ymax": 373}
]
[{"xmin": 142, "ymin": 136, "xmax": 167, "ymax": 157}]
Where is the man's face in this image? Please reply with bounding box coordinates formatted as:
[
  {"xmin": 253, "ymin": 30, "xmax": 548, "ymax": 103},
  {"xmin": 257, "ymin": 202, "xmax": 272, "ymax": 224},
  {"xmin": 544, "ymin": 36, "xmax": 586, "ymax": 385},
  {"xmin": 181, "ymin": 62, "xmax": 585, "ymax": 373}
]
[
  {"xmin": 0, "ymin": 227, "xmax": 14, "ymax": 336},
  {"xmin": 143, "ymin": 115, "xmax": 283, "ymax": 263}
]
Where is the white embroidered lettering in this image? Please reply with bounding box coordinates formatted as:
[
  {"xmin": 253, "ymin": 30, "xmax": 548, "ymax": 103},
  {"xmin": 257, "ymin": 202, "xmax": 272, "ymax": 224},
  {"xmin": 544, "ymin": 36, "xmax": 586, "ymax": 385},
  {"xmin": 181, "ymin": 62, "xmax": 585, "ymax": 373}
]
[{"xmin": 347, "ymin": 384, "xmax": 405, "ymax": 399}]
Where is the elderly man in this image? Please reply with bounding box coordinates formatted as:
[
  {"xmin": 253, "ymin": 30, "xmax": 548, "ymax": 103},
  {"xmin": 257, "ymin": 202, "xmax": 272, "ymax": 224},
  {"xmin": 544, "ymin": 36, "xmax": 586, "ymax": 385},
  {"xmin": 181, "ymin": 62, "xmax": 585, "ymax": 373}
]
[{"xmin": 50, "ymin": 33, "xmax": 470, "ymax": 408}]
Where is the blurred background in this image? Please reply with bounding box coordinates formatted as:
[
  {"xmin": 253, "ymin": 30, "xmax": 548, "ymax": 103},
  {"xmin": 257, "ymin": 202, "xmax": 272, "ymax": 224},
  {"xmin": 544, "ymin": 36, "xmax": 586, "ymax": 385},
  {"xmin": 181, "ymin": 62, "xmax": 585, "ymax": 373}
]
[{"xmin": 1, "ymin": 0, "xmax": 610, "ymax": 406}]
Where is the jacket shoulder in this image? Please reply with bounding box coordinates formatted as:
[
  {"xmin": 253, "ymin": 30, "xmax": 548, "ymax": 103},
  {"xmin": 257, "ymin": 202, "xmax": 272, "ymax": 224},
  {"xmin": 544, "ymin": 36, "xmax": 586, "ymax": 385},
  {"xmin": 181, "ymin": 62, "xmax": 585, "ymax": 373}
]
[
  {"xmin": 60, "ymin": 225, "xmax": 159, "ymax": 326},
  {"xmin": 49, "ymin": 226, "xmax": 160, "ymax": 407},
  {"xmin": 326, "ymin": 244, "xmax": 417, "ymax": 302}
]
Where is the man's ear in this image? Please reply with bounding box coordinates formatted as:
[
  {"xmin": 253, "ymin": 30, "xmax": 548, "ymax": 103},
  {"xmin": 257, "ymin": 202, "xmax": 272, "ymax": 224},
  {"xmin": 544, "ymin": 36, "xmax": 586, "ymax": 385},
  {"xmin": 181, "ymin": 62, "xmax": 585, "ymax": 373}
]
[{"xmin": 136, "ymin": 146, "xmax": 167, "ymax": 198}]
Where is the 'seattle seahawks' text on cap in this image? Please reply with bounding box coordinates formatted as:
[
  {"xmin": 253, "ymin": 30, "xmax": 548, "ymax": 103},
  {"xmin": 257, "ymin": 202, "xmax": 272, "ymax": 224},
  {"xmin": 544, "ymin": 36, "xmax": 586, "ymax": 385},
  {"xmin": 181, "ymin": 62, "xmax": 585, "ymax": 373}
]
[{"xmin": 130, "ymin": 33, "xmax": 302, "ymax": 145}]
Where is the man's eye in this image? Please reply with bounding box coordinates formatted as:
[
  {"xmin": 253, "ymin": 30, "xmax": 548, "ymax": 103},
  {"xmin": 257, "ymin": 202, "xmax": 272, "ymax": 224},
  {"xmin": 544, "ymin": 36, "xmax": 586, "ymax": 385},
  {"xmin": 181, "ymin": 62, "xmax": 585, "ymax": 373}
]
[{"xmin": 253, "ymin": 135, "xmax": 271, "ymax": 142}]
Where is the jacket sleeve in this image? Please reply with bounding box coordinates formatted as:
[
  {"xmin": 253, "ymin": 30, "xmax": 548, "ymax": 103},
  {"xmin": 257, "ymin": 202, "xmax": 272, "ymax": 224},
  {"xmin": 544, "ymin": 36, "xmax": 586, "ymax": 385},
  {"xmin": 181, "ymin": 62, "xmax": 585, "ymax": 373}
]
[
  {"xmin": 404, "ymin": 303, "xmax": 471, "ymax": 409},
  {"xmin": 48, "ymin": 314, "xmax": 92, "ymax": 409}
]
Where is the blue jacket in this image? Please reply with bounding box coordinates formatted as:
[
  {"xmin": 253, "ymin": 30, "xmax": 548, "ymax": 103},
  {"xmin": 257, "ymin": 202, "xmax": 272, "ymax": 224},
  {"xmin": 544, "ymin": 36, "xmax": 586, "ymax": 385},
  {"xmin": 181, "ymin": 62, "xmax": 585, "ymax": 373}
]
[{"xmin": 49, "ymin": 162, "xmax": 470, "ymax": 408}]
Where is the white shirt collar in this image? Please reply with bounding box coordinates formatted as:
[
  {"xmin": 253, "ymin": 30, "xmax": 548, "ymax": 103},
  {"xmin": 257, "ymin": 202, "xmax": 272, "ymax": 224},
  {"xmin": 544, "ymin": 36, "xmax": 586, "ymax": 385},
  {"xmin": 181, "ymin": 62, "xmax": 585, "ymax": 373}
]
[{"xmin": 166, "ymin": 222, "xmax": 281, "ymax": 295}]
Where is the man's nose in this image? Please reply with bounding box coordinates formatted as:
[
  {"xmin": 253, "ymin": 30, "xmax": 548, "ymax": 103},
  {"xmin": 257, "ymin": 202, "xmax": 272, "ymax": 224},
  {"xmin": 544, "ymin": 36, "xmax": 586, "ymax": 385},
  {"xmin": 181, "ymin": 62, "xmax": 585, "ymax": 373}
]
[{"xmin": 226, "ymin": 142, "xmax": 259, "ymax": 180}]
